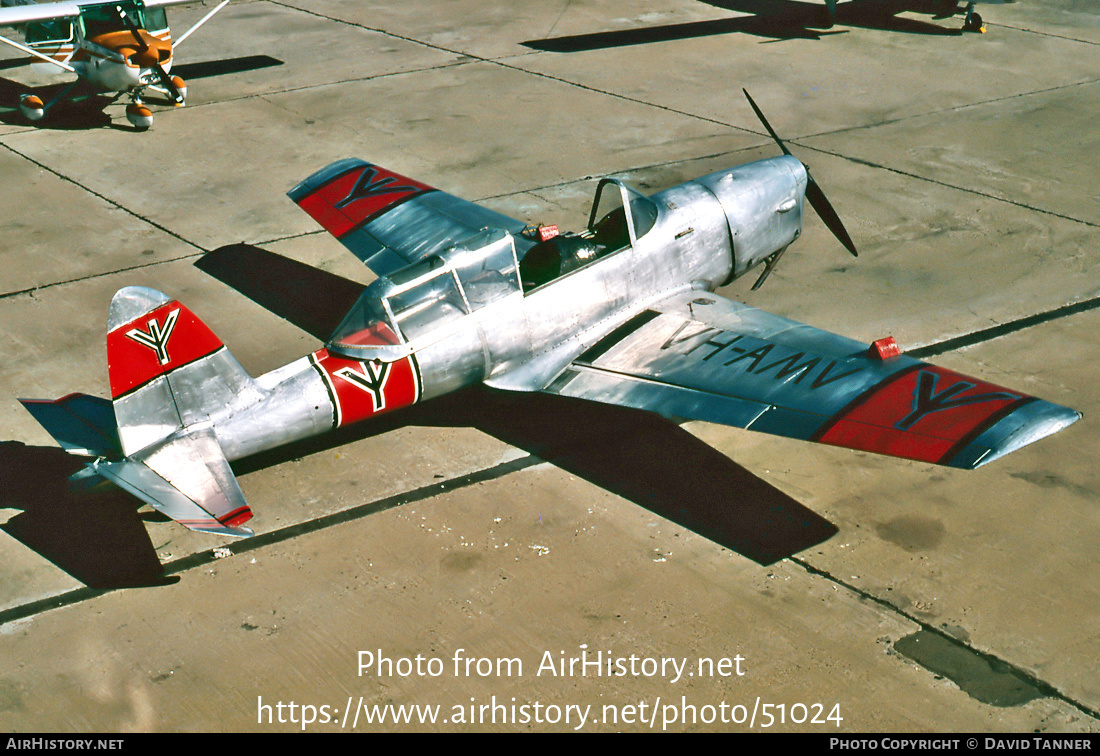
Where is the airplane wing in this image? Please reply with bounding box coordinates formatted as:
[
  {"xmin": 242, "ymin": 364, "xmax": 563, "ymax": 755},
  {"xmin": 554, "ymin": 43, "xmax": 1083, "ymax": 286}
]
[
  {"xmin": 288, "ymin": 159, "xmax": 529, "ymax": 278},
  {"xmin": 541, "ymin": 290, "xmax": 1080, "ymax": 469},
  {"xmin": 0, "ymin": 0, "xmax": 201, "ymax": 28},
  {"xmin": 96, "ymin": 427, "xmax": 253, "ymax": 537},
  {"xmin": 0, "ymin": 2, "xmax": 81, "ymax": 27}
]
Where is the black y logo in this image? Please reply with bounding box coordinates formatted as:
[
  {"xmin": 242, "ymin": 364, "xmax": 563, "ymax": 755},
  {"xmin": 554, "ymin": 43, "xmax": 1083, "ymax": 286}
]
[
  {"xmin": 336, "ymin": 167, "xmax": 420, "ymax": 209},
  {"xmin": 895, "ymin": 370, "xmax": 1016, "ymax": 430},
  {"xmin": 126, "ymin": 308, "xmax": 180, "ymax": 366},
  {"xmin": 335, "ymin": 360, "xmax": 392, "ymax": 412}
]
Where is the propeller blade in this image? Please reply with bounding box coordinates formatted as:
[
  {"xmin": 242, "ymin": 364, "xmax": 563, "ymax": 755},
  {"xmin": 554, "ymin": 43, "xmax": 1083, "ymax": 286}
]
[
  {"xmin": 806, "ymin": 175, "xmax": 858, "ymax": 257},
  {"xmin": 153, "ymin": 63, "xmax": 184, "ymax": 104},
  {"xmin": 116, "ymin": 4, "xmax": 150, "ymax": 52},
  {"xmin": 743, "ymin": 88, "xmax": 858, "ymax": 257},
  {"xmin": 743, "ymin": 88, "xmax": 790, "ymax": 156}
]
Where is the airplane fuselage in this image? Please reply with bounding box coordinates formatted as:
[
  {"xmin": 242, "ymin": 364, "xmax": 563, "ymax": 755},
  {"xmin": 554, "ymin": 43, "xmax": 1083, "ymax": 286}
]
[
  {"xmin": 70, "ymin": 30, "xmax": 173, "ymax": 92},
  {"xmin": 202, "ymin": 156, "xmax": 809, "ymax": 464}
]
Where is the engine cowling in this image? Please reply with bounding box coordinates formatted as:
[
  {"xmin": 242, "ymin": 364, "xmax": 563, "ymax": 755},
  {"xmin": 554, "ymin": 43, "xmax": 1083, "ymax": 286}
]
[{"xmin": 694, "ymin": 155, "xmax": 807, "ymax": 279}]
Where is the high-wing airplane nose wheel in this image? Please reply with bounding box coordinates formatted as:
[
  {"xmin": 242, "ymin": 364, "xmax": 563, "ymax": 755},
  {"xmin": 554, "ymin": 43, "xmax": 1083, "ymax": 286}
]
[
  {"xmin": 741, "ymin": 89, "xmax": 858, "ymax": 289},
  {"xmin": 18, "ymin": 94, "xmax": 45, "ymax": 121}
]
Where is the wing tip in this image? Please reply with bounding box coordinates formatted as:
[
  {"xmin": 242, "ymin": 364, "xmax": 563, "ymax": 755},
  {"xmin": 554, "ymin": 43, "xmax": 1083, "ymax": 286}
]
[
  {"xmin": 965, "ymin": 403, "xmax": 1081, "ymax": 469},
  {"xmin": 287, "ymin": 158, "xmax": 369, "ymax": 202}
]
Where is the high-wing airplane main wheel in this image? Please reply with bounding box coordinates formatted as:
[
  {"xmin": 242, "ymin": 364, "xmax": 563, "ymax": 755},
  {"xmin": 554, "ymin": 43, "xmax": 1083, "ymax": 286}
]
[
  {"xmin": 18, "ymin": 94, "xmax": 45, "ymax": 122},
  {"xmin": 963, "ymin": 12, "xmax": 984, "ymax": 32},
  {"xmin": 126, "ymin": 103, "xmax": 153, "ymax": 130}
]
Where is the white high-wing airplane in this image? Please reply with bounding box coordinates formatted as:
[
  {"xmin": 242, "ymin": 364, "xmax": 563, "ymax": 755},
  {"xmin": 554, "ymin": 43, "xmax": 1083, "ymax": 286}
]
[{"xmin": 0, "ymin": 0, "xmax": 228, "ymax": 128}]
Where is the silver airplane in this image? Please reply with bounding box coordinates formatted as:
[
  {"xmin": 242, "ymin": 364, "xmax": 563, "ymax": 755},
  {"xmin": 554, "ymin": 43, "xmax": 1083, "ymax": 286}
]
[{"xmin": 21, "ymin": 92, "xmax": 1080, "ymax": 537}]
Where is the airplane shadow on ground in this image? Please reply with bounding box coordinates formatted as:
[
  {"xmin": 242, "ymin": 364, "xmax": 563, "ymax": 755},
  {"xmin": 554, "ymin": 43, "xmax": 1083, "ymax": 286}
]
[
  {"xmin": 0, "ymin": 441, "xmax": 177, "ymax": 588},
  {"xmin": 0, "ymin": 78, "xmax": 116, "ymax": 129},
  {"xmin": 0, "ymin": 55, "xmax": 282, "ymax": 131},
  {"xmin": 522, "ymin": 0, "xmax": 962, "ymax": 50}
]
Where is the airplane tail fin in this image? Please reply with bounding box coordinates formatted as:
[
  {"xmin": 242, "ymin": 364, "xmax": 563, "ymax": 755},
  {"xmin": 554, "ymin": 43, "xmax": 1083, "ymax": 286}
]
[
  {"xmin": 22, "ymin": 287, "xmax": 260, "ymax": 537},
  {"xmin": 105, "ymin": 286, "xmax": 259, "ymax": 535},
  {"xmin": 107, "ymin": 286, "xmax": 262, "ymax": 457}
]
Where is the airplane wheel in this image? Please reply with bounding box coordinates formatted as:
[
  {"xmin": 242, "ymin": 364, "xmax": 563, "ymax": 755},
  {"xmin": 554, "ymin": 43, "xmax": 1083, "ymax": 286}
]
[
  {"xmin": 18, "ymin": 94, "xmax": 45, "ymax": 122},
  {"xmin": 963, "ymin": 12, "xmax": 984, "ymax": 32},
  {"xmin": 126, "ymin": 103, "xmax": 153, "ymax": 130},
  {"xmin": 170, "ymin": 76, "xmax": 187, "ymax": 105}
]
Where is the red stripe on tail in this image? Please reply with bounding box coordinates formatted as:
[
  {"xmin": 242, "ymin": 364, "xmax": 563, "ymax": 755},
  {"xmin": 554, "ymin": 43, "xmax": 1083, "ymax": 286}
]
[{"xmin": 107, "ymin": 301, "xmax": 224, "ymax": 398}]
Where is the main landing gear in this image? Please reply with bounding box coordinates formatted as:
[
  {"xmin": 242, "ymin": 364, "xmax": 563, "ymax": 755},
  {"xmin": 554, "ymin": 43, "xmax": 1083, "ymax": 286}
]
[
  {"xmin": 961, "ymin": 2, "xmax": 985, "ymax": 33},
  {"xmin": 17, "ymin": 78, "xmax": 79, "ymax": 122}
]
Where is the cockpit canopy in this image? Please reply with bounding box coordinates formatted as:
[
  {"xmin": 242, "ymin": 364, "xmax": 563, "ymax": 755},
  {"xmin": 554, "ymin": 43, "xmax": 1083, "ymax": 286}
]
[
  {"xmin": 328, "ymin": 180, "xmax": 661, "ymax": 358},
  {"xmin": 328, "ymin": 228, "xmax": 521, "ymax": 359},
  {"xmin": 519, "ymin": 179, "xmax": 659, "ymax": 291},
  {"xmin": 79, "ymin": 1, "xmax": 168, "ymax": 38},
  {"xmin": 587, "ymin": 178, "xmax": 659, "ymax": 246}
]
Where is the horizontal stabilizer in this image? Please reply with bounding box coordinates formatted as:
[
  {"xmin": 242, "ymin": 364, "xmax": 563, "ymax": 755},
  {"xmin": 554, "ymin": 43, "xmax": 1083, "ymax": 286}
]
[
  {"xmin": 97, "ymin": 428, "xmax": 253, "ymax": 537},
  {"xmin": 20, "ymin": 393, "xmax": 121, "ymax": 458}
]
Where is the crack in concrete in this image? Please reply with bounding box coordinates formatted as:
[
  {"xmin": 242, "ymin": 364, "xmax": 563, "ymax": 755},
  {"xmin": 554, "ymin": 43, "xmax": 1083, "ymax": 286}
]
[
  {"xmin": 2, "ymin": 448, "xmax": 1096, "ymax": 721},
  {"xmin": 790, "ymin": 555, "xmax": 1100, "ymax": 721},
  {"xmin": 908, "ymin": 294, "xmax": 1100, "ymax": 358},
  {"xmin": 0, "ymin": 455, "xmax": 541, "ymax": 628},
  {"xmin": 801, "ymin": 143, "xmax": 1100, "ymax": 230},
  {"xmin": 1, "ymin": 5, "xmax": 1093, "ymax": 301},
  {"xmin": 0, "ymin": 142, "xmax": 206, "ymax": 254}
]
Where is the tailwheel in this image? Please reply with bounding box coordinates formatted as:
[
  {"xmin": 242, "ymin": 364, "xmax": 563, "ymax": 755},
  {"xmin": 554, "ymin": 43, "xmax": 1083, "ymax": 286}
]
[
  {"xmin": 18, "ymin": 94, "xmax": 45, "ymax": 122},
  {"xmin": 963, "ymin": 11, "xmax": 984, "ymax": 32},
  {"xmin": 126, "ymin": 102, "xmax": 153, "ymax": 130}
]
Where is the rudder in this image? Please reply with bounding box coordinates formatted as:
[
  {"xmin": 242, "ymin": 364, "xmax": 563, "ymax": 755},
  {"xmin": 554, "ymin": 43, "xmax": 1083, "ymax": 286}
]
[{"xmin": 108, "ymin": 286, "xmax": 261, "ymax": 456}]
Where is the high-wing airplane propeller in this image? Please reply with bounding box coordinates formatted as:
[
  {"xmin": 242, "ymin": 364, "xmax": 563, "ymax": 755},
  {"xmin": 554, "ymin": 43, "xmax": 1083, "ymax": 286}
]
[
  {"xmin": 21, "ymin": 93, "xmax": 1080, "ymax": 539},
  {"xmin": 0, "ymin": 0, "xmax": 228, "ymax": 129},
  {"xmin": 115, "ymin": 3, "xmax": 182, "ymax": 105}
]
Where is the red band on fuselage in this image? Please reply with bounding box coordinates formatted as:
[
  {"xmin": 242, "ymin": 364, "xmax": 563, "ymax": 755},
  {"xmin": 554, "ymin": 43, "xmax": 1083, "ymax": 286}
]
[
  {"xmin": 107, "ymin": 301, "xmax": 224, "ymax": 398},
  {"xmin": 294, "ymin": 164, "xmax": 433, "ymax": 239},
  {"xmin": 815, "ymin": 365, "xmax": 1025, "ymax": 464},
  {"xmin": 311, "ymin": 347, "xmax": 421, "ymax": 428}
]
